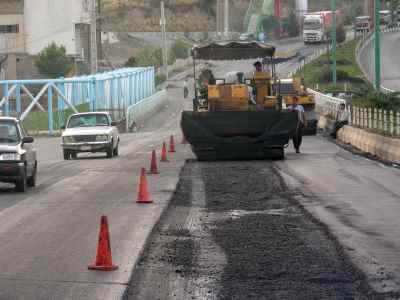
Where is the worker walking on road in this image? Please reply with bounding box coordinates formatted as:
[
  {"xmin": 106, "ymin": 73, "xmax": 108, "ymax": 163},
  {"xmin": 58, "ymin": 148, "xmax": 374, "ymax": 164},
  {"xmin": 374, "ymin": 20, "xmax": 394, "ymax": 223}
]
[
  {"xmin": 183, "ymin": 79, "xmax": 189, "ymax": 99},
  {"xmin": 288, "ymin": 96, "xmax": 307, "ymax": 153}
]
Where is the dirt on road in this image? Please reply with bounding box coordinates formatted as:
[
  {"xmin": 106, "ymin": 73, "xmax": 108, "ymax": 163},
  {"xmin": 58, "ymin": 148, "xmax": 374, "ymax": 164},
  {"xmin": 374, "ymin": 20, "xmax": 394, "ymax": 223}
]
[{"xmin": 126, "ymin": 160, "xmax": 380, "ymax": 300}]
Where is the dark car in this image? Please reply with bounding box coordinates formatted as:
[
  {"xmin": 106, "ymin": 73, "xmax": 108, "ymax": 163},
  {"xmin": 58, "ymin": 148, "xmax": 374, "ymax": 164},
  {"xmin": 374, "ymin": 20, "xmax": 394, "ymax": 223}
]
[{"xmin": 0, "ymin": 117, "xmax": 37, "ymax": 192}]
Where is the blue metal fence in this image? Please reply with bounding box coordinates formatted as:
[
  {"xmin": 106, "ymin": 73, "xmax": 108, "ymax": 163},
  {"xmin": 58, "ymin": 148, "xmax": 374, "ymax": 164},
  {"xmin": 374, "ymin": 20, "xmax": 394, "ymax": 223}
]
[{"xmin": 0, "ymin": 67, "xmax": 155, "ymax": 134}]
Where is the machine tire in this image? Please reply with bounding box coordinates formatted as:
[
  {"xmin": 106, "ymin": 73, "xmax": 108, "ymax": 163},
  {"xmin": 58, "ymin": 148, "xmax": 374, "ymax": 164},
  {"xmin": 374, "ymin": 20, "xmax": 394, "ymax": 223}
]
[
  {"xmin": 15, "ymin": 167, "xmax": 27, "ymax": 192},
  {"xmin": 27, "ymin": 163, "xmax": 37, "ymax": 187},
  {"xmin": 70, "ymin": 151, "xmax": 77, "ymax": 159},
  {"xmin": 63, "ymin": 149, "xmax": 70, "ymax": 160}
]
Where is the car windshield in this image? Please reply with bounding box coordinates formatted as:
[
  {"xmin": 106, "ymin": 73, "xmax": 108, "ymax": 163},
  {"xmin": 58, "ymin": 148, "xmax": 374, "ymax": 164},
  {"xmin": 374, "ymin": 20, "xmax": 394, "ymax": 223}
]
[
  {"xmin": 0, "ymin": 121, "xmax": 20, "ymax": 144},
  {"xmin": 67, "ymin": 114, "xmax": 110, "ymax": 128}
]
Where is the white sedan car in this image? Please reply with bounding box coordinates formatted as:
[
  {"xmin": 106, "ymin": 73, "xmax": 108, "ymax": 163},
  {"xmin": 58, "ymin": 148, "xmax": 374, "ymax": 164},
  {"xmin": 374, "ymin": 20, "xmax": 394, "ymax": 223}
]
[{"xmin": 61, "ymin": 112, "xmax": 119, "ymax": 160}]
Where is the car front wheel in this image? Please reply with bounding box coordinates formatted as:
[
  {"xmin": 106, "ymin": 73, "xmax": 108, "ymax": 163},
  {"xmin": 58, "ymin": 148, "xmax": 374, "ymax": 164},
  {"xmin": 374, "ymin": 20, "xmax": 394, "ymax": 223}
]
[
  {"xmin": 15, "ymin": 167, "xmax": 27, "ymax": 192},
  {"xmin": 63, "ymin": 149, "xmax": 70, "ymax": 160},
  {"xmin": 70, "ymin": 151, "xmax": 77, "ymax": 159},
  {"xmin": 27, "ymin": 162, "xmax": 37, "ymax": 187},
  {"xmin": 106, "ymin": 142, "xmax": 113, "ymax": 158},
  {"xmin": 113, "ymin": 143, "xmax": 119, "ymax": 157}
]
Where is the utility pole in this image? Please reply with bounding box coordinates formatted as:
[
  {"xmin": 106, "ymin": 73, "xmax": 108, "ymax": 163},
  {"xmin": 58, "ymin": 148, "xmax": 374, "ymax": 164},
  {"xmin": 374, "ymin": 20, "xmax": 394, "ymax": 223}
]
[
  {"xmin": 224, "ymin": 0, "xmax": 229, "ymax": 37},
  {"xmin": 217, "ymin": 0, "xmax": 222, "ymax": 35},
  {"xmin": 160, "ymin": 1, "xmax": 169, "ymax": 80},
  {"xmin": 331, "ymin": 0, "xmax": 337, "ymax": 87},
  {"xmin": 374, "ymin": 0, "xmax": 381, "ymax": 92},
  {"xmin": 90, "ymin": 0, "xmax": 98, "ymax": 74},
  {"xmin": 97, "ymin": 0, "xmax": 102, "ymax": 61}
]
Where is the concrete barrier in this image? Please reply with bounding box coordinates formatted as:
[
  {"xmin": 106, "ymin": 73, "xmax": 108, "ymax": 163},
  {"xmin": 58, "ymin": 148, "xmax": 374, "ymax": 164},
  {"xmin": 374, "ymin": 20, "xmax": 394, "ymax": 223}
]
[
  {"xmin": 338, "ymin": 125, "xmax": 400, "ymax": 164},
  {"xmin": 126, "ymin": 90, "xmax": 168, "ymax": 132}
]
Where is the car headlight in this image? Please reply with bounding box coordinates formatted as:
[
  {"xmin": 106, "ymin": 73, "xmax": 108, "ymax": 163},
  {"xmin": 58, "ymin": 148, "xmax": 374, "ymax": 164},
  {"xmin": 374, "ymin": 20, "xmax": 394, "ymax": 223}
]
[
  {"xmin": 0, "ymin": 153, "xmax": 21, "ymax": 161},
  {"xmin": 63, "ymin": 136, "xmax": 75, "ymax": 144},
  {"xmin": 96, "ymin": 134, "xmax": 109, "ymax": 142}
]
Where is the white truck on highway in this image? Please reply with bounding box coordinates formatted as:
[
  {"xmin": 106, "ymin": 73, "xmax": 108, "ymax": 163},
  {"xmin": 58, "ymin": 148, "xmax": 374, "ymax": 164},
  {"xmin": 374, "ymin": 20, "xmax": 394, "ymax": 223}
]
[{"xmin": 303, "ymin": 10, "xmax": 343, "ymax": 44}]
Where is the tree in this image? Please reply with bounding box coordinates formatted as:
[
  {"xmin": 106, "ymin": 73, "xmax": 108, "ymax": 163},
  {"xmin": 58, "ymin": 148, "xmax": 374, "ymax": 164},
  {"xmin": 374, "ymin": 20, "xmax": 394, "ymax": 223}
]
[
  {"xmin": 282, "ymin": 12, "xmax": 300, "ymax": 37},
  {"xmin": 136, "ymin": 45, "xmax": 163, "ymax": 68},
  {"xmin": 35, "ymin": 43, "xmax": 72, "ymax": 78},
  {"xmin": 125, "ymin": 56, "xmax": 137, "ymax": 67},
  {"xmin": 261, "ymin": 16, "xmax": 279, "ymax": 36}
]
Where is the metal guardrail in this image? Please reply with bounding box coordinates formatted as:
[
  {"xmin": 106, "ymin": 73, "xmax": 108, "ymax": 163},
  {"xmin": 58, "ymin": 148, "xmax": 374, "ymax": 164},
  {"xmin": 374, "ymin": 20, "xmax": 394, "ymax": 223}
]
[
  {"xmin": 126, "ymin": 89, "xmax": 167, "ymax": 132},
  {"xmin": 0, "ymin": 67, "xmax": 155, "ymax": 134}
]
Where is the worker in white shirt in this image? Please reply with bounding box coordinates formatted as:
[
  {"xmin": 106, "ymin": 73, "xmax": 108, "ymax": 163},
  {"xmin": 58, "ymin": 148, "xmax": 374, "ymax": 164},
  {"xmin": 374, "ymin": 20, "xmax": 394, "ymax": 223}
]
[
  {"xmin": 331, "ymin": 103, "xmax": 350, "ymax": 138},
  {"xmin": 288, "ymin": 96, "xmax": 307, "ymax": 153}
]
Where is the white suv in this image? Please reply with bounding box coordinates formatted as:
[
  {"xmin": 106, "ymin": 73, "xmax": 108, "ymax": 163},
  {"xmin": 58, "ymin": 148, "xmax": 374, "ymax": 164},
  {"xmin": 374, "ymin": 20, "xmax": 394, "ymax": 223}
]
[{"xmin": 61, "ymin": 112, "xmax": 119, "ymax": 160}]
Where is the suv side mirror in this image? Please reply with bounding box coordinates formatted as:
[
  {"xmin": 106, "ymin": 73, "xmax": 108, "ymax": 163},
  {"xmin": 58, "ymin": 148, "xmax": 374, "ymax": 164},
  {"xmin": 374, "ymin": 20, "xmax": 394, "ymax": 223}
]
[
  {"xmin": 22, "ymin": 136, "xmax": 34, "ymax": 144},
  {"xmin": 111, "ymin": 121, "xmax": 117, "ymax": 126}
]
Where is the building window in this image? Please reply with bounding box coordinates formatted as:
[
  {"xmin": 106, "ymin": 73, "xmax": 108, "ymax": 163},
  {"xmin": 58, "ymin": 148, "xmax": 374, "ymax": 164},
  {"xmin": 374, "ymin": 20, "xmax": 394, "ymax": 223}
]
[{"xmin": 0, "ymin": 24, "xmax": 19, "ymax": 34}]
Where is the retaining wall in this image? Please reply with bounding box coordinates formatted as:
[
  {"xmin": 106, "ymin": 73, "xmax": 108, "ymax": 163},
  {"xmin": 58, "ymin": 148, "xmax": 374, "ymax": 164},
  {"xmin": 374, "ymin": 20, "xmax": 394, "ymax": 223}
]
[{"xmin": 338, "ymin": 125, "xmax": 400, "ymax": 164}]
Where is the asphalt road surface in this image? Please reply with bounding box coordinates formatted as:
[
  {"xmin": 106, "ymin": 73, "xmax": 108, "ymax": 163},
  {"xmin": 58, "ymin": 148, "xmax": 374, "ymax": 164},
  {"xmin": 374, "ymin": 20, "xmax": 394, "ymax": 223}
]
[
  {"xmin": 126, "ymin": 135, "xmax": 400, "ymax": 299},
  {"xmin": 358, "ymin": 31, "xmax": 400, "ymax": 91},
  {"xmin": 127, "ymin": 160, "xmax": 378, "ymax": 299}
]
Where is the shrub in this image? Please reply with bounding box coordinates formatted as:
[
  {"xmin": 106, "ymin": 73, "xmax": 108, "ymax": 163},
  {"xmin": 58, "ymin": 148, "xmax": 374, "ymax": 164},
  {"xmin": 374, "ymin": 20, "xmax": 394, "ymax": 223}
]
[
  {"xmin": 136, "ymin": 45, "xmax": 163, "ymax": 68},
  {"xmin": 125, "ymin": 56, "xmax": 137, "ymax": 67},
  {"xmin": 312, "ymin": 65, "xmax": 350, "ymax": 83},
  {"xmin": 155, "ymin": 74, "xmax": 167, "ymax": 86}
]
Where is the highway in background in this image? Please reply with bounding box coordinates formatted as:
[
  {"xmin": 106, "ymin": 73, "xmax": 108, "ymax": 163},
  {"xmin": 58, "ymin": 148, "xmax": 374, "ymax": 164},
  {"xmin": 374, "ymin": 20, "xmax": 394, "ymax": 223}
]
[{"xmin": 358, "ymin": 31, "xmax": 400, "ymax": 91}]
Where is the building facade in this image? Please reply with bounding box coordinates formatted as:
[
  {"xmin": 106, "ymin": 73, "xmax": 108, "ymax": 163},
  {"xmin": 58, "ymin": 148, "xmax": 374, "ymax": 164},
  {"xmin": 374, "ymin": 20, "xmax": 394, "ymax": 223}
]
[
  {"xmin": 0, "ymin": 0, "xmax": 24, "ymax": 80},
  {"xmin": 23, "ymin": 0, "xmax": 90, "ymax": 56}
]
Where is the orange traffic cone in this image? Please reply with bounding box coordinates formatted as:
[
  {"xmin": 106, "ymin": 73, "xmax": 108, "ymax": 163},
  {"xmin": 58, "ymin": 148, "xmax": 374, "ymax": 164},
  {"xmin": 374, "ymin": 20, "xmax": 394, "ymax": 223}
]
[
  {"xmin": 88, "ymin": 215, "xmax": 119, "ymax": 271},
  {"xmin": 137, "ymin": 167, "xmax": 152, "ymax": 203},
  {"xmin": 169, "ymin": 135, "xmax": 176, "ymax": 153},
  {"xmin": 160, "ymin": 142, "xmax": 169, "ymax": 162},
  {"xmin": 150, "ymin": 150, "xmax": 159, "ymax": 175}
]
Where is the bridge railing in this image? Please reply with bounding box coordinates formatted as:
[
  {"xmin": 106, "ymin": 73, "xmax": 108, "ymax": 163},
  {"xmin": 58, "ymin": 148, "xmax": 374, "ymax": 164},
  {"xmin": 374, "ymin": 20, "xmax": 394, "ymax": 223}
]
[
  {"xmin": 0, "ymin": 67, "xmax": 155, "ymax": 134},
  {"xmin": 307, "ymin": 88, "xmax": 346, "ymax": 118},
  {"xmin": 350, "ymin": 106, "xmax": 400, "ymax": 137},
  {"xmin": 126, "ymin": 89, "xmax": 168, "ymax": 132}
]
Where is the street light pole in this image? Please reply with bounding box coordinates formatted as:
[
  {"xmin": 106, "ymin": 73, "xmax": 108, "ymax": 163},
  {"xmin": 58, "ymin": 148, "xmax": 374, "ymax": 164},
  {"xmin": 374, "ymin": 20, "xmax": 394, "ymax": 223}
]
[
  {"xmin": 224, "ymin": 0, "xmax": 229, "ymax": 37},
  {"xmin": 374, "ymin": 0, "xmax": 381, "ymax": 92},
  {"xmin": 160, "ymin": 1, "xmax": 169, "ymax": 80},
  {"xmin": 331, "ymin": 0, "xmax": 337, "ymax": 87}
]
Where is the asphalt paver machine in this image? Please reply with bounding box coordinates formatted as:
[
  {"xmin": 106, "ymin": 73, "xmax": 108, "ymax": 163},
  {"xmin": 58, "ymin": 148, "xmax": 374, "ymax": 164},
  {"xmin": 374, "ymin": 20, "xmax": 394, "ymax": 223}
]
[{"xmin": 181, "ymin": 41, "xmax": 299, "ymax": 161}]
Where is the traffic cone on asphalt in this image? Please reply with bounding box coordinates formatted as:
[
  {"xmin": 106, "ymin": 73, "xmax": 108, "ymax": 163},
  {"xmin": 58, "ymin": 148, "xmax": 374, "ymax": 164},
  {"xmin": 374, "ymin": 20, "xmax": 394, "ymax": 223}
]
[
  {"xmin": 160, "ymin": 142, "xmax": 169, "ymax": 162},
  {"xmin": 150, "ymin": 150, "xmax": 159, "ymax": 175},
  {"xmin": 137, "ymin": 167, "xmax": 152, "ymax": 203},
  {"xmin": 169, "ymin": 135, "xmax": 176, "ymax": 153},
  {"xmin": 88, "ymin": 215, "xmax": 119, "ymax": 271}
]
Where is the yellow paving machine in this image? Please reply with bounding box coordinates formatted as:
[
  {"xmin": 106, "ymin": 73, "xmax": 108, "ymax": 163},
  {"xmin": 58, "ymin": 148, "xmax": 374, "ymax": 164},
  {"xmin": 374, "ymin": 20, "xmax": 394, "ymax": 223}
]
[{"xmin": 180, "ymin": 41, "xmax": 299, "ymax": 161}]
